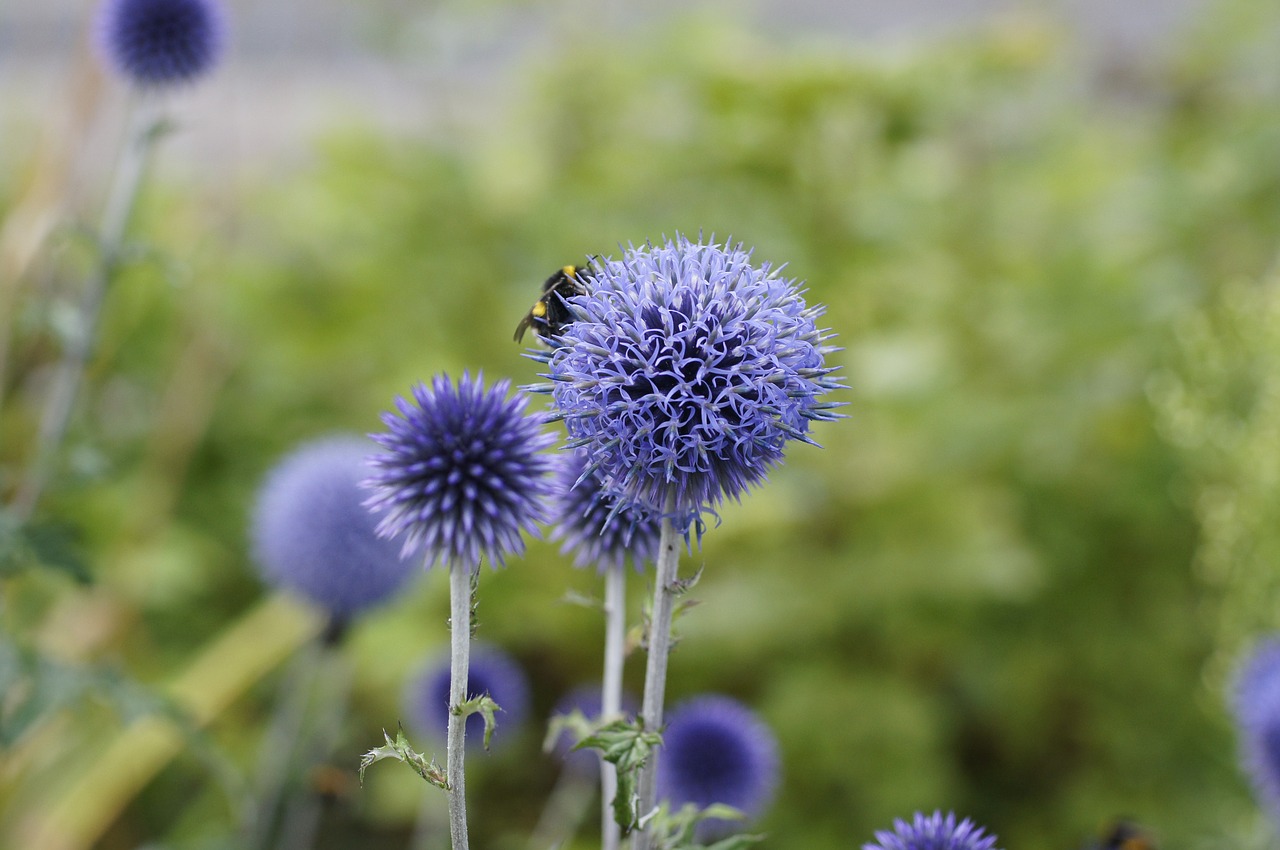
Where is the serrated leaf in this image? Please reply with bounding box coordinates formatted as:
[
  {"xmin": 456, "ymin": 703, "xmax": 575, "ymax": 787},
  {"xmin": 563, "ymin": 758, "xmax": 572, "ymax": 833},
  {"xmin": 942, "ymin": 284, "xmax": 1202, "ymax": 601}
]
[
  {"xmin": 359, "ymin": 726, "xmax": 447, "ymax": 790},
  {"xmin": 543, "ymin": 708, "xmax": 593, "ymax": 755},
  {"xmin": 574, "ymin": 718, "xmax": 663, "ymax": 832},
  {"xmin": 456, "ymin": 694, "xmax": 501, "ymax": 750}
]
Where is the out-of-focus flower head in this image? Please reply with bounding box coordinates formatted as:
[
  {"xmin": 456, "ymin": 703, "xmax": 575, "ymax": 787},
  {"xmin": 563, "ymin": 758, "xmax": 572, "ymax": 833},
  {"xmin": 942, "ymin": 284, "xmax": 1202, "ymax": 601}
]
[
  {"xmin": 250, "ymin": 436, "xmax": 414, "ymax": 619},
  {"xmin": 863, "ymin": 811, "xmax": 1001, "ymax": 850},
  {"xmin": 405, "ymin": 642, "xmax": 530, "ymax": 751},
  {"xmin": 656, "ymin": 694, "xmax": 779, "ymax": 836},
  {"xmin": 364, "ymin": 372, "xmax": 555, "ymax": 570},
  {"xmin": 534, "ymin": 235, "xmax": 842, "ymax": 527},
  {"xmin": 1233, "ymin": 637, "xmax": 1280, "ymax": 819},
  {"xmin": 547, "ymin": 683, "xmax": 639, "ymax": 775},
  {"xmin": 95, "ymin": 0, "xmax": 227, "ymax": 88},
  {"xmin": 549, "ymin": 450, "xmax": 663, "ymax": 572}
]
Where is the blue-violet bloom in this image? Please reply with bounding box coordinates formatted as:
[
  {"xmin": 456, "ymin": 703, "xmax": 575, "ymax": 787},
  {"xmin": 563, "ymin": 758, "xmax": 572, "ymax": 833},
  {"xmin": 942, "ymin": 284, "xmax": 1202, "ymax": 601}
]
[
  {"xmin": 863, "ymin": 811, "xmax": 1001, "ymax": 850},
  {"xmin": 95, "ymin": 0, "xmax": 227, "ymax": 87},
  {"xmin": 550, "ymin": 450, "xmax": 663, "ymax": 572},
  {"xmin": 1233, "ymin": 637, "xmax": 1280, "ymax": 818},
  {"xmin": 250, "ymin": 436, "xmax": 415, "ymax": 619},
  {"xmin": 533, "ymin": 235, "xmax": 842, "ymax": 525},
  {"xmin": 364, "ymin": 372, "xmax": 555, "ymax": 569},
  {"xmin": 406, "ymin": 642, "xmax": 530, "ymax": 751},
  {"xmin": 656, "ymin": 695, "xmax": 779, "ymax": 834}
]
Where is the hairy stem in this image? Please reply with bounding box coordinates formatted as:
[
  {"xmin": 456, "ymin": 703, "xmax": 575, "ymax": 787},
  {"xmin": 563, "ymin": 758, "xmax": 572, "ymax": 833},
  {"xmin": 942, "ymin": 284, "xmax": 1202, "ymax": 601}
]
[
  {"xmin": 632, "ymin": 492, "xmax": 680, "ymax": 850},
  {"xmin": 601, "ymin": 564, "xmax": 627, "ymax": 850},
  {"xmin": 12, "ymin": 94, "xmax": 162, "ymax": 520},
  {"xmin": 446, "ymin": 562, "xmax": 472, "ymax": 850}
]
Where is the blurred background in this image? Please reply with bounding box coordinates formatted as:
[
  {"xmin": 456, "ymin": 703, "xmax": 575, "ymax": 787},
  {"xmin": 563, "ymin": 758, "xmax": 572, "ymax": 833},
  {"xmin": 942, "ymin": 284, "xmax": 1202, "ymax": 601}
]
[{"xmin": 3, "ymin": 0, "xmax": 1280, "ymax": 848}]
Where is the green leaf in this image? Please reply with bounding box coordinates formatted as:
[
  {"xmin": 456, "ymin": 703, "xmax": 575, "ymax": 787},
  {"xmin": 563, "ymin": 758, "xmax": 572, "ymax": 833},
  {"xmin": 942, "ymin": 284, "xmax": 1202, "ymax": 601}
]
[
  {"xmin": 0, "ymin": 510, "xmax": 92, "ymax": 584},
  {"xmin": 455, "ymin": 694, "xmax": 501, "ymax": 750},
  {"xmin": 574, "ymin": 718, "xmax": 664, "ymax": 832},
  {"xmin": 358, "ymin": 726, "xmax": 447, "ymax": 789}
]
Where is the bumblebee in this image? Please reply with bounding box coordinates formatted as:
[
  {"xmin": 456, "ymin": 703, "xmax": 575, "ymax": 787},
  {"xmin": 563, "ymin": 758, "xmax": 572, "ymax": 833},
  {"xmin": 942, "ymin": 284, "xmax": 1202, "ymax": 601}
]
[
  {"xmin": 1086, "ymin": 820, "xmax": 1157, "ymax": 850},
  {"xmin": 514, "ymin": 264, "xmax": 593, "ymax": 344}
]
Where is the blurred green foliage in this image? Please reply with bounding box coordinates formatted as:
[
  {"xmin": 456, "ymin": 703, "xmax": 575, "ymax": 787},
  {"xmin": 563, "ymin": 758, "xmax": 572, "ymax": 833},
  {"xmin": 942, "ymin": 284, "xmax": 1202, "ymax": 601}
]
[{"xmin": 4, "ymin": 1, "xmax": 1280, "ymax": 848}]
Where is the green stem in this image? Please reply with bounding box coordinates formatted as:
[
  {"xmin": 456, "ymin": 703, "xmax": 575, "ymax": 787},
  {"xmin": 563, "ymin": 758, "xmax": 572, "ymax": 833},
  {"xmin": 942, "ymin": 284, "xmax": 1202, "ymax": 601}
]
[
  {"xmin": 12, "ymin": 94, "xmax": 163, "ymax": 520},
  {"xmin": 632, "ymin": 492, "xmax": 680, "ymax": 850},
  {"xmin": 446, "ymin": 562, "xmax": 472, "ymax": 850},
  {"xmin": 246, "ymin": 638, "xmax": 323, "ymax": 850},
  {"xmin": 601, "ymin": 563, "xmax": 627, "ymax": 850}
]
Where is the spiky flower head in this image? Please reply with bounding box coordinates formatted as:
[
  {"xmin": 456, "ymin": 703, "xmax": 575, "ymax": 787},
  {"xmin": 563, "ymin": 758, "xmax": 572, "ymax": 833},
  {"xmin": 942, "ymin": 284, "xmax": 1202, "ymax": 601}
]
[
  {"xmin": 364, "ymin": 372, "xmax": 556, "ymax": 569},
  {"xmin": 863, "ymin": 811, "xmax": 1001, "ymax": 850},
  {"xmin": 95, "ymin": 0, "xmax": 227, "ymax": 88},
  {"xmin": 250, "ymin": 436, "xmax": 415, "ymax": 618},
  {"xmin": 656, "ymin": 695, "xmax": 780, "ymax": 835},
  {"xmin": 550, "ymin": 450, "xmax": 663, "ymax": 572},
  {"xmin": 534, "ymin": 235, "xmax": 842, "ymax": 525},
  {"xmin": 405, "ymin": 642, "xmax": 530, "ymax": 751},
  {"xmin": 1233, "ymin": 637, "xmax": 1280, "ymax": 817}
]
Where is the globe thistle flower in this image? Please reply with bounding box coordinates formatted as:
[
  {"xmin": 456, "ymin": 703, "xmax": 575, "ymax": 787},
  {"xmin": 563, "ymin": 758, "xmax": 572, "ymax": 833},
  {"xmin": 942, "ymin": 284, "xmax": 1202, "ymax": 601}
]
[
  {"xmin": 656, "ymin": 695, "xmax": 779, "ymax": 835},
  {"xmin": 95, "ymin": 0, "xmax": 227, "ymax": 88},
  {"xmin": 405, "ymin": 642, "xmax": 530, "ymax": 751},
  {"xmin": 533, "ymin": 235, "xmax": 843, "ymax": 525},
  {"xmin": 250, "ymin": 436, "xmax": 415, "ymax": 619},
  {"xmin": 550, "ymin": 450, "xmax": 663, "ymax": 572},
  {"xmin": 364, "ymin": 372, "xmax": 556, "ymax": 569},
  {"xmin": 863, "ymin": 811, "xmax": 1002, "ymax": 850},
  {"xmin": 1233, "ymin": 637, "xmax": 1280, "ymax": 817}
]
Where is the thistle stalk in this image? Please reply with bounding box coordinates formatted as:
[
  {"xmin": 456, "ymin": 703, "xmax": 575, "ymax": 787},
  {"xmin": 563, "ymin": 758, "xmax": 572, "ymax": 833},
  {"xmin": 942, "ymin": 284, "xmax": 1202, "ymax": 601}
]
[
  {"xmin": 446, "ymin": 561, "xmax": 472, "ymax": 850},
  {"xmin": 601, "ymin": 563, "xmax": 627, "ymax": 850},
  {"xmin": 632, "ymin": 492, "xmax": 680, "ymax": 850},
  {"xmin": 12, "ymin": 94, "xmax": 161, "ymax": 520}
]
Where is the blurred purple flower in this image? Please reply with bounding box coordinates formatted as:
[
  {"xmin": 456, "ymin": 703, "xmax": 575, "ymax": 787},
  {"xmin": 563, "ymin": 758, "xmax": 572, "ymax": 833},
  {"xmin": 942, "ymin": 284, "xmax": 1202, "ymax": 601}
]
[
  {"xmin": 405, "ymin": 642, "xmax": 530, "ymax": 751},
  {"xmin": 550, "ymin": 450, "xmax": 663, "ymax": 573},
  {"xmin": 656, "ymin": 694, "xmax": 779, "ymax": 836},
  {"xmin": 250, "ymin": 436, "xmax": 414, "ymax": 619},
  {"xmin": 1233, "ymin": 637, "xmax": 1280, "ymax": 819},
  {"xmin": 95, "ymin": 0, "xmax": 227, "ymax": 87},
  {"xmin": 364, "ymin": 372, "xmax": 555, "ymax": 569}
]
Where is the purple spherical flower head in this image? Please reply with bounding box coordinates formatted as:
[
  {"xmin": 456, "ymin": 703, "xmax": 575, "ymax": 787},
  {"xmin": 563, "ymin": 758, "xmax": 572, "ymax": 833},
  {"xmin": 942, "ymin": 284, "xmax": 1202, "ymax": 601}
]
[
  {"xmin": 548, "ymin": 683, "xmax": 640, "ymax": 775},
  {"xmin": 364, "ymin": 372, "xmax": 556, "ymax": 570},
  {"xmin": 95, "ymin": 0, "xmax": 227, "ymax": 88},
  {"xmin": 1232, "ymin": 637, "xmax": 1280, "ymax": 817},
  {"xmin": 656, "ymin": 695, "xmax": 780, "ymax": 835},
  {"xmin": 863, "ymin": 811, "xmax": 1001, "ymax": 850},
  {"xmin": 405, "ymin": 642, "xmax": 530, "ymax": 751},
  {"xmin": 550, "ymin": 450, "xmax": 663, "ymax": 573},
  {"xmin": 250, "ymin": 436, "xmax": 415, "ymax": 619},
  {"xmin": 534, "ymin": 236, "xmax": 843, "ymax": 526}
]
